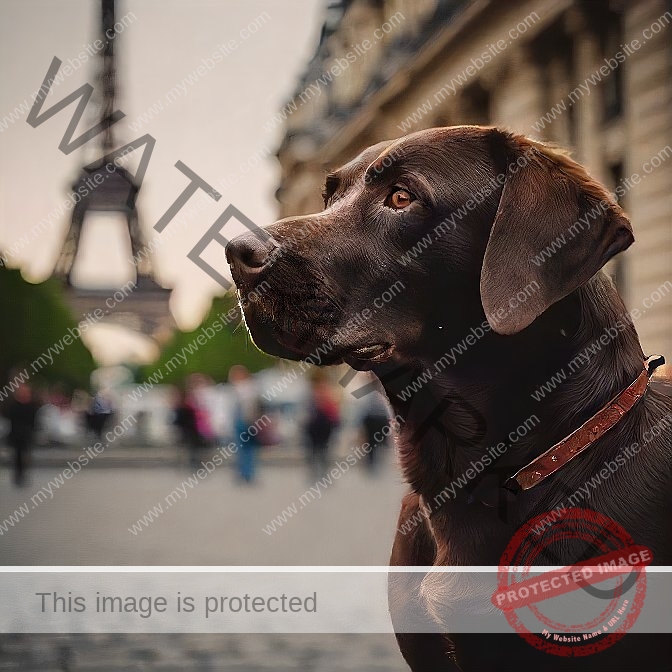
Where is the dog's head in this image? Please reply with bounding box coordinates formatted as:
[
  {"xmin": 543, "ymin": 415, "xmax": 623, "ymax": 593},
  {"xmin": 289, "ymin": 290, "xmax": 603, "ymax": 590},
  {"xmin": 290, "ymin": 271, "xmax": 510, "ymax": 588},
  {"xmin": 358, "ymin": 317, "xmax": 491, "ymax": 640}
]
[{"xmin": 227, "ymin": 126, "xmax": 632, "ymax": 369}]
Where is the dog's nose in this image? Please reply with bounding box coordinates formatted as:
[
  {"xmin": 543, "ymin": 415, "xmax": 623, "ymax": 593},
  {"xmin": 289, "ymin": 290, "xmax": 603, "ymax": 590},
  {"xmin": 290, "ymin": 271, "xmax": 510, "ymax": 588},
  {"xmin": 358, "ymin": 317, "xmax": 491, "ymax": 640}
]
[{"xmin": 226, "ymin": 233, "xmax": 277, "ymax": 271}]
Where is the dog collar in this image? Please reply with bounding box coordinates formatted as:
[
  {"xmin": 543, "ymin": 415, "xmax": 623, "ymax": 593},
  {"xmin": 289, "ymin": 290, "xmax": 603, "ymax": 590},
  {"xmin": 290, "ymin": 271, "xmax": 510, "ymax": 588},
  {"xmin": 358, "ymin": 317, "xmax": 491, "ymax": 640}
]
[{"xmin": 504, "ymin": 354, "xmax": 665, "ymax": 493}]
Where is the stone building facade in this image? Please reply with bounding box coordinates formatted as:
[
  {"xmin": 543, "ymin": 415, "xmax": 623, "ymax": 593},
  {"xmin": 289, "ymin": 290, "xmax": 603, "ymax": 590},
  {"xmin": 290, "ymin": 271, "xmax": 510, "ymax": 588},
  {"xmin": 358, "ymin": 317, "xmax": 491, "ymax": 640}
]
[{"xmin": 276, "ymin": 0, "xmax": 672, "ymax": 357}]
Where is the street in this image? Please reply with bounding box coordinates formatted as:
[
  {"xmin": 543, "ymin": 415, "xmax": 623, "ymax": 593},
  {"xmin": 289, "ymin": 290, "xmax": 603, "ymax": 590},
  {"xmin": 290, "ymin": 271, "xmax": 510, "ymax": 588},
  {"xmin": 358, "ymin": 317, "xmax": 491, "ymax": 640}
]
[
  {"xmin": 0, "ymin": 451, "xmax": 409, "ymax": 670},
  {"xmin": 0, "ymin": 451, "xmax": 406, "ymax": 565},
  {"xmin": 0, "ymin": 633, "xmax": 406, "ymax": 671}
]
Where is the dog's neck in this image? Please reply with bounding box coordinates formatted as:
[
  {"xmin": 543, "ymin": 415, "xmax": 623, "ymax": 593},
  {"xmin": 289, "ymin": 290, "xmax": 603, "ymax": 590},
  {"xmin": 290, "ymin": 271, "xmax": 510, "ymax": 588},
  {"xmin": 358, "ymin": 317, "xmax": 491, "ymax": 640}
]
[{"xmin": 380, "ymin": 273, "xmax": 646, "ymax": 521}]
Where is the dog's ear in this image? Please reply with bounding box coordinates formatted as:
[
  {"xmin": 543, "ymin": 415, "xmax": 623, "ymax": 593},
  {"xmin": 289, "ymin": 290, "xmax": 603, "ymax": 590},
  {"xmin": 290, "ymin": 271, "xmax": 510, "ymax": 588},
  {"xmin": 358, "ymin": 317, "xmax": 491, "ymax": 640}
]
[{"xmin": 480, "ymin": 130, "xmax": 633, "ymax": 335}]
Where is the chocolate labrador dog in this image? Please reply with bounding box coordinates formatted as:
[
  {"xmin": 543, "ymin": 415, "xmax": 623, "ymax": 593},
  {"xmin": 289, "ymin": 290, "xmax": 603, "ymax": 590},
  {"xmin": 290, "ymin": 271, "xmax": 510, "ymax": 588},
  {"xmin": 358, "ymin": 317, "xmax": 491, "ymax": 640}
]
[{"xmin": 226, "ymin": 126, "xmax": 672, "ymax": 671}]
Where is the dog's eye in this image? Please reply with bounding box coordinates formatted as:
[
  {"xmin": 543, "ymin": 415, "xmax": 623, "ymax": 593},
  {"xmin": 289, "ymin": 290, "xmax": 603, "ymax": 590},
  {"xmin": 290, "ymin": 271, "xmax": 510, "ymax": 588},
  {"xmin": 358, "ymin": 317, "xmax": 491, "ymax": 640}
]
[{"xmin": 386, "ymin": 188, "xmax": 414, "ymax": 210}]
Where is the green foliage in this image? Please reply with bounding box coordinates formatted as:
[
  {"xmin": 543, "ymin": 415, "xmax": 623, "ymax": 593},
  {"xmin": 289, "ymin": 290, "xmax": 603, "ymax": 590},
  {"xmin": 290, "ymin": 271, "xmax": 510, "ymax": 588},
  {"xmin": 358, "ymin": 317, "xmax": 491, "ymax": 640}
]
[
  {"xmin": 0, "ymin": 265, "xmax": 95, "ymax": 388},
  {"xmin": 141, "ymin": 294, "xmax": 275, "ymax": 384}
]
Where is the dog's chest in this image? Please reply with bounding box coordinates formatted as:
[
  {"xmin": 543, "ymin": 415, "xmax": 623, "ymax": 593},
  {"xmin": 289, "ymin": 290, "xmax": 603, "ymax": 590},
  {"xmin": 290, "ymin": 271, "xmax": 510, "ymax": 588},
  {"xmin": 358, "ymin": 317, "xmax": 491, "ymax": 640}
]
[{"xmin": 418, "ymin": 506, "xmax": 528, "ymax": 629}]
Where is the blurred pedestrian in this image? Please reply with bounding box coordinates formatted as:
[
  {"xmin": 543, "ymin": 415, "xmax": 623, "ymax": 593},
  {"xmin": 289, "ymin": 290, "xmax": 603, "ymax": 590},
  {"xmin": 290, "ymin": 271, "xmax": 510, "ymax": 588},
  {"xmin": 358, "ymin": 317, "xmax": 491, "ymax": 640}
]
[
  {"xmin": 358, "ymin": 377, "xmax": 391, "ymax": 474},
  {"xmin": 86, "ymin": 388, "xmax": 114, "ymax": 440},
  {"xmin": 3, "ymin": 381, "xmax": 39, "ymax": 486},
  {"xmin": 305, "ymin": 372, "xmax": 340, "ymax": 480},
  {"xmin": 229, "ymin": 365, "xmax": 261, "ymax": 484},
  {"xmin": 187, "ymin": 374, "xmax": 216, "ymax": 445},
  {"xmin": 173, "ymin": 386, "xmax": 202, "ymax": 468},
  {"xmin": 37, "ymin": 386, "xmax": 77, "ymax": 446},
  {"xmin": 173, "ymin": 375, "xmax": 216, "ymax": 468}
]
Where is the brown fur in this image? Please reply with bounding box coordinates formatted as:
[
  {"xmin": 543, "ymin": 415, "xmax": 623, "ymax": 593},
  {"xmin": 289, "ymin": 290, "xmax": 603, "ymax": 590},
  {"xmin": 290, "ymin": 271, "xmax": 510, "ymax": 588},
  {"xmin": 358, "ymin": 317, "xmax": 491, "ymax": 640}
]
[{"xmin": 227, "ymin": 126, "xmax": 672, "ymax": 671}]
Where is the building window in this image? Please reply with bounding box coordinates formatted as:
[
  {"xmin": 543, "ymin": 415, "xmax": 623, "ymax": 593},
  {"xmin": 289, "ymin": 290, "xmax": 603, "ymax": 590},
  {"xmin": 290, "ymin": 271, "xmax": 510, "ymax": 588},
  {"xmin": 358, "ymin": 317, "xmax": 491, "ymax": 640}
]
[
  {"xmin": 600, "ymin": 11, "xmax": 624, "ymax": 121},
  {"xmin": 530, "ymin": 20, "xmax": 575, "ymax": 144}
]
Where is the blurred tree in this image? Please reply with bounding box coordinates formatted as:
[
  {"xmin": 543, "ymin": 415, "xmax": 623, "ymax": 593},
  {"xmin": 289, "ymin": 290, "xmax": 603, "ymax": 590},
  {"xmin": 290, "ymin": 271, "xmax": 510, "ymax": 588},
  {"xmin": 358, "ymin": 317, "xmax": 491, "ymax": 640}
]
[
  {"xmin": 140, "ymin": 294, "xmax": 275, "ymax": 384},
  {"xmin": 0, "ymin": 266, "xmax": 95, "ymax": 389}
]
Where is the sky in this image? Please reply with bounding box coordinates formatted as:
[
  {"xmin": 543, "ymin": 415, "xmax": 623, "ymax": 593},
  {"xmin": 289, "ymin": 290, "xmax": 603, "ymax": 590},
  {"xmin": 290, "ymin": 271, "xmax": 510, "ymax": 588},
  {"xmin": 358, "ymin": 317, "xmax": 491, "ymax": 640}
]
[{"xmin": 0, "ymin": 0, "xmax": 323, "ymax": 363}]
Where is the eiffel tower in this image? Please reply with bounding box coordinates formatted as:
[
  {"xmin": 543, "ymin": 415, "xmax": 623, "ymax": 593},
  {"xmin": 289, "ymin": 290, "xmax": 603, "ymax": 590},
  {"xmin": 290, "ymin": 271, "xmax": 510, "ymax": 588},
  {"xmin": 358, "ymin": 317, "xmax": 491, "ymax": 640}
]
[{"xmin": 54, "ymin": 0, "xmax": 172, "ymax": 338}]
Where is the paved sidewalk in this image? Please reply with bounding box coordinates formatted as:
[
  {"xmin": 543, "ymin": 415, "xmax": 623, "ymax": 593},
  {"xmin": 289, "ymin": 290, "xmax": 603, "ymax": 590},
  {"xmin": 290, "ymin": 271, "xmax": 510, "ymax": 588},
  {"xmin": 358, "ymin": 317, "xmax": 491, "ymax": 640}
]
[
  {"xmin": 0, "ymin": 633, "xmax": 406, "ymax": 671},
  {"xmin": 1, "ymin": 456, "xmax": 405, "ymax": 565},
  {"xmin": 0, "ymin": 454, "xmax": 409, "ymax": 669}
]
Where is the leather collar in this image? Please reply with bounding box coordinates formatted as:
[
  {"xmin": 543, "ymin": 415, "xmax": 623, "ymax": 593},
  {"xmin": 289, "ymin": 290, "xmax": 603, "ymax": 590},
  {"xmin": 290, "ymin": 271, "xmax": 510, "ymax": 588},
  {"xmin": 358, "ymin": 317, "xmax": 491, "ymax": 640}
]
[{"xmin": 504, "ymin": 354, "xmax": 665, "ymax": 493}]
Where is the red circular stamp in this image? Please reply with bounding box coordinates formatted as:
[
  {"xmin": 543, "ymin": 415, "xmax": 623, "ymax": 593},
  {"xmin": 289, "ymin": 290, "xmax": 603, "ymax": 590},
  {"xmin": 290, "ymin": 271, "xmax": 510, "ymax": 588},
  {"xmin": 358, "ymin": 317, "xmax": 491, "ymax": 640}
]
[{"xmin": 491, "ymin": 508, "xmax": 651, "ymax": 656}]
